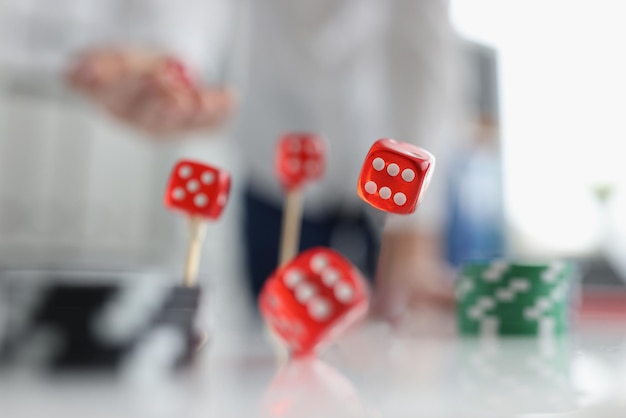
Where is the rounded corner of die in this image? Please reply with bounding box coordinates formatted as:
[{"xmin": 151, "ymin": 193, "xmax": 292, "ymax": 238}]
[
  {"xmin": 371, "ymin": 138, "xmax": 390, "ymax": 148},
  {"xmin": 173, "ymin": 158, "xmax": 198, "ymax": 171}
]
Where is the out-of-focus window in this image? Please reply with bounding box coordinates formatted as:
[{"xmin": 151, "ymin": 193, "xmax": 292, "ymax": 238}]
[{"xmin": 451, "ymin": 0, "xmax": 626, "ymax": 263}]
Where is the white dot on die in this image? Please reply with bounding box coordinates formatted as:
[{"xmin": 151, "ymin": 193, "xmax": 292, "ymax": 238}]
[
  {"xmin": 305, "ymin": 142, "xmax": 318, "ymax": 154},
  {"xmin": 217, "ymin": 194, "xmax": 227, "ymax": 206},
  {"xmin": 305, "ymin": 160, "xmax": 319, "ymax": 175},
  {"xmin": 372, "ymin": 157, "xmax": 385, "ymax": 171},
  {"xmin": 268, "ymin": 295, "xmax": 279, "ymax": 308},
  {"xmin": 394, "ymin": 192, "xmax": 407, "ymax": 206},
  {"xmin": 179, "ymin": 165, "xmax": 192, "ymax": 178},
  {"xmin": 321, "ymin": 268, "xmax": 340, "ymax": 286},
  {"xmin": 187, "ymin": 179, "xmax": 200, "ymax": 193},
  {"xmin": 364, "ymin": 181, "xmax": 377, "ymax": 194},
  {"xmin": 293, "ymin": 321, "xmax": 304, "ymax": 335},
  {"xmin": 201, "ymin": 171, "xmax": 215, "ymax": 185},
  {"xmin": 402, "ymin": 169, "xmax": 415, "ymax": 182},
  {"xmin": 308, "ymin": 298, "xmax": 332, "ymax": 321},
  {"xmin": 284, "ymin": 269, "xmax": 304, "ymax": 288},
  {"xmin": 310, "ymin": 254, "xmax": 328, "ymax": 272},
  {"xmin": 172, "ymin": 188, "xmax": 185, "ymax": 201},
  {"xmin": 335, "ymin": 283, "xmax": 354, "ymax": 303},
  {"xmin": 295, "ymin": 282, "xmax": 316, "ymax": 303},
  {"xmin": 194, "ymin": 193, "xmax": 208, "ymax": 207},
  {"xmin": 290, "ymin": 141, "xmax": 301, "ymax": 153},
  {"xmin": 379, "ymin": 187, "xmax": 392, "ymax": 199},
  {"xmin": 287, "ymin": 159, "xmax": 300, "ymax": 173},
  {"xmin": 387, "ymin": 163, "xmax": 400, "ymax": 176}
]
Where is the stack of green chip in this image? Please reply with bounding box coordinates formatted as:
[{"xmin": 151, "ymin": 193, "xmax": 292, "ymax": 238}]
[{"xmin": 456, "ymin": 261, "xmax": 576, "ymax": 336}]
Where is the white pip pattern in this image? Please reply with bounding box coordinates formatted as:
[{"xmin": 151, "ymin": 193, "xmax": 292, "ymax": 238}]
[
  {"xmin": 456, "ymin": 277, "xmax": 474, "ymax": 300},
  {"xmin": 468, "ymin": 296, "xmax": 496, "ymax": 320},
  {"xmin": 482, "ymin": 261, "xmax": 509, "ymax": 282},
  {"xmin": 174, "ymin": 164, "xmax": 223, "ymax": 210},
  {"xmin": 494, "ymin": 278, "xmax": 530, "ymax": 302},
  {"xmin": 465, "ymin": 265, "xmax": 569, "ymax": 336},
  {"xmin": 523, "ymin": 281, "xmax": 568, "ymax": 320},
  {"xmin": 281, "ymin": 253, "xmax": 356, "ymax": 322},
  {"xmin": 285, "ymin": 139, "xmax": 321, "ymax": 176},
  {"xmin": 365, "ymin": 157, "xmax": 416, "ymax": 207},
  {"xmin": 541, "ymin": 262, "xmax": 565, "ymax": 284}
]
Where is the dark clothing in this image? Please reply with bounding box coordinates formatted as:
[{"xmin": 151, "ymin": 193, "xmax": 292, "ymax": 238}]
[{"xmin": 242, "ymin": 186, "xmax": 379, "ymax": 302}]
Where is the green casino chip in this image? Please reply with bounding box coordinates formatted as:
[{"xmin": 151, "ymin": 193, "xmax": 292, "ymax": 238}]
[{"xmin": 456, "ymin": 260, "xmax": 576, "ymax": 337}]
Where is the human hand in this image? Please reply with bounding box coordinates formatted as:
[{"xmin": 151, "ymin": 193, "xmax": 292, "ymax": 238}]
[
  {"xmin": 66, "ymin": 47, "xmax": 236, "ymax": 137},
  {"xmin": 370, "ymin": 230, "xmax": 455, "ymax": 323}
]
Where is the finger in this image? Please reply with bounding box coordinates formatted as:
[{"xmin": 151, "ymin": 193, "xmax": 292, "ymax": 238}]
[
  {"xmin": 409, "ymin": 287, "xmax": 456, "ymax": 310},
  {"xmin": 67, "ymin": 49, "xmax": 125, "ymax": 93},
  {"xmin": 122, "ymin": 68, "xmax": 203, "ymax": 136},
  {"xmin": 369, "ymin": 232, "xmax": 400, "ymax": 316},
  {"xmin": 154, "ymin": 102, "xmax": 195, "ymax": 135},
  {"xmin": 369, "ymin": 270, "xmax": 411, "ymax": 322},
  {"xmin": 189, "ymin": 88, "xmax": 237, "ymax": 130},
  {"xmin": 371, "ymin": 285, "xmax": 411, "ymax": 324},
  {"xmin": 115, "ymin": 57, "xmax": 202, "ymax": 134},
  {"xmin": 137, "ymin": 88, "xmax": 198, "ymax": 136},
  {"xmin": 407, "ymin": 271, "xmax": 456, "ymax": 311},
  {"xmin": 133, "ymin": 97, "xmax": 163, "ymax": 134},
  {"xmin": 102, "ymin": 73, "xmax": 152, "ymax": 120},
  {"xmin": 155, "ymin": 57, "xmax": 195, "ymax": 90}
]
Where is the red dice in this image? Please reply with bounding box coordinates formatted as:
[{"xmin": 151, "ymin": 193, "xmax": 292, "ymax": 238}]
[
  {"xmin": 275, "ymin": 133, "xmax": 326, "ymax": 190},
  {"xmin": 164, "ymin": 159, "xmax": 231, "ymax": 220},
  {"xmin": 259, "ymin": 247, "xmax": 369, "ymax": 357},
  {"xmin": 357, "ymin": 138, "xmax": 435, "ymax": 214}
]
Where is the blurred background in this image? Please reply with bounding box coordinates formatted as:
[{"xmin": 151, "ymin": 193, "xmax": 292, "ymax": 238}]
[
  {"xmin": 451, "ymin": 0, "xmax": 626, "ymax": 286},
  {"xmin": 0, "ymin": 0, "xmax": 624, "ymax": 333}
]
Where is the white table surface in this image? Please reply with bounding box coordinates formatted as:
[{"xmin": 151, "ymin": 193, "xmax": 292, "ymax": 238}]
[{"xmin": 2, "ymin": 308, "xmax": 626, "ymax": 418}]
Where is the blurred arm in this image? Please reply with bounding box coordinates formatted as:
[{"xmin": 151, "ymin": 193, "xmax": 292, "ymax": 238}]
[
  {"xmin": 382, "ymin": 0, "xmax": 461, "ymax": 236},
  {"xmin": 66, "ymin": 0, "xmax": 241, "ymax": 137},
  {"xmin": 371, "ymin": 0, "xmax": 461, "ymax": 318}
]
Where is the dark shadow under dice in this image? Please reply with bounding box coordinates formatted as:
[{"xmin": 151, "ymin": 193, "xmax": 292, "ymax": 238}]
[{"xmin": 0, "ymin": 270, "xmax": 203, "ymax": 374}]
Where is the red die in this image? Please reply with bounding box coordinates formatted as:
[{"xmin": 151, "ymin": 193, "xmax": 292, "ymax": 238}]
[
  {"xmin": 357, "ymin": 138, "xmax": 435, "ymax": 214},
  {"xmin": 259, "ymin": 247, "xmax": 369, "ymax": 357},
  {"xmin": 275, "ymin": 133, "xmax": 326, "ymax": 190},
  {"xmin": 164, "ymin": 159, "xmax": 231, "ymax": 220}
]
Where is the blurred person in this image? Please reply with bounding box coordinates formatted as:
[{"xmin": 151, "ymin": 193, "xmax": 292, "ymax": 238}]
[
  {"xmin": 68, "ymin": 0, "xmax": 462, "ymax": 320},
  {"xmin": 8, "ymin": 0, "xmax": 462, "ymax": 320},
  {"xmin": 0, "ymin": 0, "xmax": 234, "ymax": 281}
]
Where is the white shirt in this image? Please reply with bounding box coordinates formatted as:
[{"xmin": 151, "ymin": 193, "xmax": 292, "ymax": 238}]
[
  {"xmin": 0, "ymin": 0, "xmax": 231, "ymax": 271},
  {"xmin": 0, "ymin": 0, "xmax": 459, "ymax": 270},
  {"xmin": 232, "ymin": 0, "xmax": 461, "ymax": 232}
]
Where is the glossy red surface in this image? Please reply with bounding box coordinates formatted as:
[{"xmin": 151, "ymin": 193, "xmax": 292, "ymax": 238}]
[
  {"xmin": 259, "ymin": 247, "xmax": 369, "ymax": 357},
  {"xmin": 164, "ymin": 159, "xmax": 231, "ymax": 220},
  {"xmin": 275, "ymin": 133, "xmax": 325, "ymax": 191},
  {"xmin": 357, "ymin": 139, "xmax": 435, "ymax": 214}
]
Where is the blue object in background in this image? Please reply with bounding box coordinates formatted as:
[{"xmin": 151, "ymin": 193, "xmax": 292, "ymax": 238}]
[
  {"xmin": 446, "ymin": 148, "xmax": 505, "ymax": 267},
  {"xmin": 447, "ymin": 40, "xmax": 505, "ymax": 266}
]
